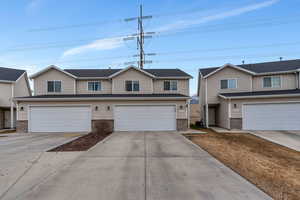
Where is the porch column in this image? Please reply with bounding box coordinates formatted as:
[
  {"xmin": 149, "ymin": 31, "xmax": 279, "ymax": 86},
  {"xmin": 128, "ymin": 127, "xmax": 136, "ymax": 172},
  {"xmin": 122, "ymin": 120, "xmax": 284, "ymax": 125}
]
[
  {"xmin": 228, "ymin": 99, "xmax": 231, "ymax": 129},
  {"xmin": 205, "ymin": 78, "xmax": 209, "ymax": 128}
]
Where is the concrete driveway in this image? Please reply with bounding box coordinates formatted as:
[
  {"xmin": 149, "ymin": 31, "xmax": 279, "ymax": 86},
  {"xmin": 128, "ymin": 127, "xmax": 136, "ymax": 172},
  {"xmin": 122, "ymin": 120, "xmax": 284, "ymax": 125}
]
[
  {"xmin": 14, "ymin": 132, "xmax": 271, "ymax": 200},
  {"xmin": 0, "ymin": 133, "xmax": 83, "ymax": 200},
  {"xmin": 250, "ymin": 130, "xmax": 300, "ymax": 152}
]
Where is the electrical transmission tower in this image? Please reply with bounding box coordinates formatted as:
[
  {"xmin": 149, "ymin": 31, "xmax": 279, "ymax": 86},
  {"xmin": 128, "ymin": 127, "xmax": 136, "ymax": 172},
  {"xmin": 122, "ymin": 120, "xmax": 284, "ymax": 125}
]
[{"xmin": 124, "ymin": 5, "xmax": 156, "ymax": 69}]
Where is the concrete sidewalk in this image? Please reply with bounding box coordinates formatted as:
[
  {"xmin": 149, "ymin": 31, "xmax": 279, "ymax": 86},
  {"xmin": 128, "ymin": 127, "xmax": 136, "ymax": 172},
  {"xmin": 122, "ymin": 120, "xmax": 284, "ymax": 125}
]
[
  {"xmin": 13, "ymin": 132, "xmax": 271, "ymax": 200},
  {"xmin": 250, "ymin": 130, "xmax": 300, "ymax": 152}
]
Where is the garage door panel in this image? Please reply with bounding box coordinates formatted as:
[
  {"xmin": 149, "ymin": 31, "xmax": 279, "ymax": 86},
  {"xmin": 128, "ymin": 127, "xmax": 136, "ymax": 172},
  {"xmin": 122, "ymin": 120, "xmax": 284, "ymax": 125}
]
[
  {"xmin": 115, "ymin": 105, "xmax": 176, "ymax": 131},
  {"xmin": 243, "ymin": 103, "xmax": 300, "ymax": 130},
  {"xmin": 29, "ymin": 106, "xmax": 91, "ymax": 133}
]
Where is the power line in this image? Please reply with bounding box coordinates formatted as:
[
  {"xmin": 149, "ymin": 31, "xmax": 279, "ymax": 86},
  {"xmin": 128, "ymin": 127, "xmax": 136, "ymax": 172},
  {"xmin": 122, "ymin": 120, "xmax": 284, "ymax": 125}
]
[
  {"xmin": 28, "ymin": 18, "xmax": 125, "ymax": 32},
  {"xmin": 155, "ymin": 17, "xmax": 300, "ymax": 38},
  {"xmin": 151, "ymin": 51, "xmax": 300, "ymax": 64},
  {"xmin": 4, "ymin": 41, "xmax": 300, "ymax": 66},
  {"xmin": 3, "ymin": 15, "xmax": 299, "ymax": 53}
]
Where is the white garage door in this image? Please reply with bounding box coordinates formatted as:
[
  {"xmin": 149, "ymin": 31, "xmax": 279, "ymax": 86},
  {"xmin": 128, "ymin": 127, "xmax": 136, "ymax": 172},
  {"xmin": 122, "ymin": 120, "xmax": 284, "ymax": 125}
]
[
  {"xmin": 114, "ymin": 105, "xmax": 176, "ymax": 131},
  {"xmin": 243, "ymin": 103, "xmax": 300, "ymax": 130},
  {"xmin": 29, "ymin": 106, "xmax": 91, "ymax": 133}
]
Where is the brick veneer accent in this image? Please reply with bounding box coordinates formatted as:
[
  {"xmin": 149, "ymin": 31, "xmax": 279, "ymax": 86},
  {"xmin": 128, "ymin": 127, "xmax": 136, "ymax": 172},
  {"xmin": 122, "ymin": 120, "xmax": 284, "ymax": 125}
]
[
  {"xmin": 176, "ymin": 119, "xmax": 188, "ymax": 131},
  {"xmin": 92, "ymin": 120, "xmax": 114, "ymax": 133},
  {"xmin": 230, "ymin": 118, "xmax": 242, "ymax": 129},
  {"xmin": 16, "ymin": 120, "xmax": 28, "ymax": 133}
]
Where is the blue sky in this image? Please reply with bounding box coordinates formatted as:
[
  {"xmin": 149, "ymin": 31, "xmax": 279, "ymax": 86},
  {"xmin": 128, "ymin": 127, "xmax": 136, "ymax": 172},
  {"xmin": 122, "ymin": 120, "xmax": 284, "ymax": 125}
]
[{"xmin": 0, "ymin": 0, "xmax": 299, "ymax": 94}]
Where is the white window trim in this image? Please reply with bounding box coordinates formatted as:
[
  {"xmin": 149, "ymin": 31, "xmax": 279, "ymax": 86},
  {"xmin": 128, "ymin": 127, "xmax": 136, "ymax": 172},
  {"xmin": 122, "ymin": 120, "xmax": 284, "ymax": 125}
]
[
  {"xmin": 220, "ymin": 78, "xmax": 238, "ymax": 90},
  {"xmin": 125, "ymin": 80, "xmax": 140, "ymax": 92},
  {"xmin": 47, "ymin": 80, "xmax": 62, "ymax": 93},
  {"xmin": 262, "ymin": 76, "xmax": 281, "ymax": 88},
  {"xmin": 87, "ymin": 81, "xmax": 102, "ymax": 91},
  {"xmin": 164, "ymin": 80, "xmax": 178, "ymax": 91}
]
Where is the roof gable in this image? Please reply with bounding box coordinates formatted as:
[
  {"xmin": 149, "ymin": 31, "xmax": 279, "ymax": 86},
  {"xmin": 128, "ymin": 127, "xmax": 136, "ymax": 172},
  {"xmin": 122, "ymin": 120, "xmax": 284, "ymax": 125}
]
[
  {"xmin": 203, "ymin": 64, "xmax": 255, "ymax": 78},
  {"xmin": 30, "ymin": 65, "xmax": 77, "ymax": 79},
  {"xmin": 109, "ymin": 66, "xmax": 155, "ymax": 78}
]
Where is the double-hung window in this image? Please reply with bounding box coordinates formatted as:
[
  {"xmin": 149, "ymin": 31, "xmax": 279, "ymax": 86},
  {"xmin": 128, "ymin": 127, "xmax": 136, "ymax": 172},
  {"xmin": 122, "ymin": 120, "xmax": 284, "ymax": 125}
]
[
  {"xmin": 263, "ymin": 76, "xmax": 281, "ymax": 88},
  {"xmin": 47, "ymin": 81, "xmax": 61, "ymax": 93},
  {"xmin": 220, "ymin": 79, "xmax": 237, "ymax": 89},
  {"xmin": 125, "ymin": 80, "xmax": 139, "ymax": 91},
  {"xmin": 164, "ymin": 80, "xmax": 177, "ymax": 91},
  {"xmin": 88, "ymin": 81, "xmax": 101, "ymax": 91}
]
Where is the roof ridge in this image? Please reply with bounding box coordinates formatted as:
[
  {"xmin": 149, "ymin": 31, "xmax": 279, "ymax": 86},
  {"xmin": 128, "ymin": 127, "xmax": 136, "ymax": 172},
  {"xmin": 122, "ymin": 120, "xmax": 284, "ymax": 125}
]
[
  {"xmin": 237, "ymin": 59, "xmax": 300, "ymax": 67},
  {"xmin": 0, "ymin": 66, "xmax": 25, "ymax": 71}
]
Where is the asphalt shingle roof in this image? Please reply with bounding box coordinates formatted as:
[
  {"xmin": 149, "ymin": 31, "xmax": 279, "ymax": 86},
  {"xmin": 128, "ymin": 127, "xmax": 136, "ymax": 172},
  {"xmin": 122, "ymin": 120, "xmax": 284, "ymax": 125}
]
[
  {"xmin": 143, "ymin": 69, "xmax": 192, "ymax": 77},
  {"xmin": 64, "ymin": 68, "xmax": 192, "ymax": 78},
  {"xmin": 200, "ymin": 59, "xmax": 300, "ymax": 76},
  {"xmin": 0, "ymin": 67, "xmax": 25, "ymax": 81},
  {"xmin": 18, "ymin": 93, "xmax": 189, "ymax": 99},
  {"xmin": 64, "ymin": 69, "xmax": 121, "ymax": 77},
  {"xmin": 220, "ymin": 89, "xmax": 300, "ymax": 98}
]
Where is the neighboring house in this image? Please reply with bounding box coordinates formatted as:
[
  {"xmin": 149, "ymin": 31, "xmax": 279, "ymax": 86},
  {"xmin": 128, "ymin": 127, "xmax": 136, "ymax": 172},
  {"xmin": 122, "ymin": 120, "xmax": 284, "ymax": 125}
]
[
  {"xmin": 15, "ymin": 65, "xmax": 192, "ymax": 133},
  {"xmin": 198, "ymin": 59, "xmax": 300, "ymax": 131},
  {"xmin": 189, "ymin": 96, "xmax": 200, "ymax": 125},
  {"xmin": 0, "ymin": 67, "xmax": 31, "ymax": 129}
]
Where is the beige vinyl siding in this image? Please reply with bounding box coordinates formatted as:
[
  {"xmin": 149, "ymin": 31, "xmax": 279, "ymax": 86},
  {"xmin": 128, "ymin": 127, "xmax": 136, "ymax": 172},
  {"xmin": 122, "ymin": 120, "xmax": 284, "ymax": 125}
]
[
  {"xmin": 17, "ymin": 100, "xmax": 188, "ymax": 121},
  {"xmin": 230, "ymin": 97, "xmax": 300, "ymax": 118},
  {"xmin": 33, "ymin": 68, "xmax": 75, "ymax": 95},
  {"xmin": 217, "ymin": 98, "xmax": 229, "ymax": 129},
  {"xmin": 14, "ymin": 74, "xmax": 31, "ymax": 97},
  {"xmin": 153, "ymin": 79, "xmax": 189, "ymax": 96},
  {"xmin": 0, "ymin": 83, "xmax": 12, "ymax": 107},
  {"xmin": 252, "ymin": 73, "xmax": 297, "ymax": 91},
  {"xmin": 206, "ymin": 67, "xmax": 252, "ymax": 104},
  {"xmin": 112, "ymin": 68, "xmax": 153, "ymax": 94},
  {"xmin": 76, "ymin": 80, "xmax": 112, "ymax": 94},
  {"xmin": 190, "ymin": 103, "xmax": 200, "ymax": 124}
]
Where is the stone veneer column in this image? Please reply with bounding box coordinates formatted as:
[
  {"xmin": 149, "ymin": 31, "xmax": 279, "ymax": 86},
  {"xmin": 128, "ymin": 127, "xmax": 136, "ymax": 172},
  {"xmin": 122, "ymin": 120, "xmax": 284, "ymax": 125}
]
[
  {"xmin": 176, "ymin": 119, "xmax": 188, "ymax": 131},
  {"xmin": 16, "ymin": 120, "xmax": 28, "ymax": 133}
]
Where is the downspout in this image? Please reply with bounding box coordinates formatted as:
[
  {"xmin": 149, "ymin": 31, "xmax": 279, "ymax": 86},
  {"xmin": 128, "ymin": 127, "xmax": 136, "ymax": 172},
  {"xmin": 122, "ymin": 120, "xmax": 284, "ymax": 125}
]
[
  {"xmin": 198, "ymin": 70, "xmax": 202, "ymax": 124},
  {"xmin": 10, "ymin": 84, "xmax": 14, "ymax": 129},
  {"xmin": 187, "ymin": 99, "xmax": 190, "ymax": 129},
  {"xmin": 205, "ymin": 78, "xmax": 209, "ymax": 128}
]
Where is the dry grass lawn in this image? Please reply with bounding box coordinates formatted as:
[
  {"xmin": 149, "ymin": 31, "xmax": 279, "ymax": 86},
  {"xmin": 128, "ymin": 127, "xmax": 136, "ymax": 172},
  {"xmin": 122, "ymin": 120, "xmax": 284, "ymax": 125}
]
[{"xmin": 185, "ymin": 129, "xmax": 300, "ymax": 200}]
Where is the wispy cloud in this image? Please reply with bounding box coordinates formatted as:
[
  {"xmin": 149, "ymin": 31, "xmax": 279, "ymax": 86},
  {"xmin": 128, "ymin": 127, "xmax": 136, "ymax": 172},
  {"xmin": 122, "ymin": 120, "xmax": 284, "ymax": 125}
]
[
  {"xmin": 62, "ymin": 37, "xmax": 124, "ymax": 57},
  {"xmin": 156, "ymin": 0, "xmax": 279, "ymax": 32},
  {"xmin": 26, "ymin": 0, "xmax": 45, "ymax": 14},
  {"xmin": 61, "ymin": 0, "xmax": 278, "ymax": 57}
]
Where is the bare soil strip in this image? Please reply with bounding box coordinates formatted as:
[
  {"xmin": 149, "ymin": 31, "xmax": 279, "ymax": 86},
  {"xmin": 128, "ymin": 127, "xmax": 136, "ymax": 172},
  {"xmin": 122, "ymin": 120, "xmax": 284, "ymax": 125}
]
[
  {"xmin": 184, "ymin": 129, "xmax": 300, "ymax": 200},
  {"xmin": 48, "ymin": 131, "xmax": 111, "ymax": 152}
]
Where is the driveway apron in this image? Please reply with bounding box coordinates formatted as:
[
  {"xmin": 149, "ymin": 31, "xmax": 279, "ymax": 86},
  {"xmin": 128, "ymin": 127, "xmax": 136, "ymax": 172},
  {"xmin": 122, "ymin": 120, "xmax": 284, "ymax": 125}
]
[{"xmin": 18, "ymin": 132, "xmax": 271, "ymax": 200}]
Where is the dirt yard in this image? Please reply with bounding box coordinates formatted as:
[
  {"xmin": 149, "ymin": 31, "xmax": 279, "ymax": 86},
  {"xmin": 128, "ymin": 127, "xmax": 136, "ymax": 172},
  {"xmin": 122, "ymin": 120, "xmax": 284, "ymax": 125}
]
[{"xmin": 185, "ymin": 129, "xmax": 300, "ymax": 200}]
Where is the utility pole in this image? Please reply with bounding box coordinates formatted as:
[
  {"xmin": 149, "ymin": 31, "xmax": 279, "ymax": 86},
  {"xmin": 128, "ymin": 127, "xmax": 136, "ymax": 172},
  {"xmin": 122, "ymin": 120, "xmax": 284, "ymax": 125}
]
[
  {"xmin": 124, "ymin": 5, "xmax": 155, "ymax": 69},
  {"xmin": 138, "ymin": 5, "xmax": 144, "ymax": 68}
]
